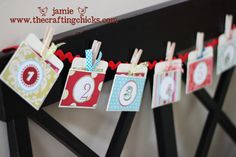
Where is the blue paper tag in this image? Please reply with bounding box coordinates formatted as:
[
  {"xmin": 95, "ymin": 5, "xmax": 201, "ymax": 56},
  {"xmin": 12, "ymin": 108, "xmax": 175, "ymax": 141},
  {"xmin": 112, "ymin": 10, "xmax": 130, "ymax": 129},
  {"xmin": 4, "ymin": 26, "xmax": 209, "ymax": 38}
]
[{"xmin": 107, "ymin": 75, "xmax": 146, "ymax": 111}]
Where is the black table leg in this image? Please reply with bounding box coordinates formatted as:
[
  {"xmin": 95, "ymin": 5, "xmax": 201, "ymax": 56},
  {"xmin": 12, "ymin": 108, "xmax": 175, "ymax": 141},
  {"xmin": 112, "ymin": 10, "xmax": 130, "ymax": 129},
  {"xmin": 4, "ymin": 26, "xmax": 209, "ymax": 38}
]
[
  {"xmin": 7, "ymin": 116, "xmax": 33, "ymax": 157},
  {"xmin": 106, "ymin": 112, "xmax": 136, "ymax": 157}
]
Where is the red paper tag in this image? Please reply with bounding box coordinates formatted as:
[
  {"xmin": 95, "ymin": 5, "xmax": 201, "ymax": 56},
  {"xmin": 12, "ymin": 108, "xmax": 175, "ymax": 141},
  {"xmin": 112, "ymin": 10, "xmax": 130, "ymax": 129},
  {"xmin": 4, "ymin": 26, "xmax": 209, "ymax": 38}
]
[
  {"xmin": 187, "ymin": 58, "xmax": 213, "ymax": 93},
  {"xmin": 60, "ymin": 70, "xmax": 105, "ymax": 108},
  {"xmin": 186, "ymin": 46, "xmax": 213, "ymax": 94}
]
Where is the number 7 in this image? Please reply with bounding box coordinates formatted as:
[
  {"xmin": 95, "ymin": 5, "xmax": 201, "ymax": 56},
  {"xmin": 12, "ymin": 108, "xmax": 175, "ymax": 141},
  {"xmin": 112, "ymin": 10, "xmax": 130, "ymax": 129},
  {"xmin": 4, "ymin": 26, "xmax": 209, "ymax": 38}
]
[{"xmin": 27, "ymin": 71, "xmax": 34, "ymax": 81}]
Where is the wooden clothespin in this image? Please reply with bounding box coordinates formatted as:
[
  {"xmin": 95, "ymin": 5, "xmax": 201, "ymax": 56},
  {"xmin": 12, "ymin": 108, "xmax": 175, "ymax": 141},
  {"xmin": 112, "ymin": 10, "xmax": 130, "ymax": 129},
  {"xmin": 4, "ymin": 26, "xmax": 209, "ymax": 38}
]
[
  {"xmin": 165, "ymin": 41, "xmax": 176, "ymax": 70},
  {"xmin": 165, "ymin": 41, "xmax": 176, "ymax": 63},
  {"xmin": 196, "ymin": 32, "xmax": 205, "ymax": 58},
  {"xmin": 128, "ymin": 48, "xmax": 143, "ymax": 75},
  {"xmin": 130, "ymin": 48, "xmax": 143, "ymax": 64},
  {"xmin": 225, "ymin": 14, "xmax": 233, "ymax": 39},
  {"xmin": 91, "ymin": 40, "xmax": 102, "ymax": 64},
  {"xmin": 85, "ymin": 40, "xmax": 102, "ymax": 71},
  {"xmin": 41, "ymin": 26, "xmax": 55, "ymax": 57}
]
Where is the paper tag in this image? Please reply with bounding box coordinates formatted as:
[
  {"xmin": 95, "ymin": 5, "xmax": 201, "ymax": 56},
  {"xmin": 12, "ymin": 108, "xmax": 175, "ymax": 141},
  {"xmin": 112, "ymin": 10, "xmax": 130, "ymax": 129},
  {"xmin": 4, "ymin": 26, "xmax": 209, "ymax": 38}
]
[
  {"xmin": 59, "ymin": 57, "xmax": 108, "ymax": 109},
  {"xmin": 106, "ymin": 63, "xmax": 147, "ymax": 111},
  {"xmin": 151, "ymin": 59, "xmax": 182, "ymax": 108},
  {"xmin": 186, "ymin": 46, "xmax": 213, "ymax": 93},
  {"xmin": 217, "ymin": 29, "xmax": 236, "ymax": 75},
  {"xmin": 0, "ymin": 37, "xmax": 63, "ymax": 110}
]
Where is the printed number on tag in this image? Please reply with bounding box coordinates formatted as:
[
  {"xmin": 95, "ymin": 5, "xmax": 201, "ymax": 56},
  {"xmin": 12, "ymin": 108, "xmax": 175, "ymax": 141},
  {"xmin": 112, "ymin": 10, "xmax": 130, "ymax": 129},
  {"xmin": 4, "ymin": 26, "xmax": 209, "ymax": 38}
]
[
  {"xmin": 119, "ymin": 81, "xmax": 137, "ymax": 106},
  {"xmin": 73, "ymin": 76, "xmax": 95, "ymax": 103},
  {"xmin": 159, "ymin": 76, "xmax": 175, "ymax": 100},
  {"xmin": 222, "ymin": 45, "xmax": 234, "ymax": 66},
  {"xmin": 193, "ymin": 62, "xmax": 208, "ymax": 85},
  {"xmin": 17, "ymin": 60, "xmax": 43, "ymax": 91}
]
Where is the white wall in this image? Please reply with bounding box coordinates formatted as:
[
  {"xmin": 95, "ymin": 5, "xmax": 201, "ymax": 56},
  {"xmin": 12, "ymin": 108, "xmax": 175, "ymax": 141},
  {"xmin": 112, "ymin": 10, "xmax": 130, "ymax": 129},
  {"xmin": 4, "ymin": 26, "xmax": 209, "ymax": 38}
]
[
  {"xmin": 0, "ymin": 0, "xmax": 236, "ymax": 157},
  {"xmin": 0, "ymin": 0, "xmax": 177, "ymax": 50}
]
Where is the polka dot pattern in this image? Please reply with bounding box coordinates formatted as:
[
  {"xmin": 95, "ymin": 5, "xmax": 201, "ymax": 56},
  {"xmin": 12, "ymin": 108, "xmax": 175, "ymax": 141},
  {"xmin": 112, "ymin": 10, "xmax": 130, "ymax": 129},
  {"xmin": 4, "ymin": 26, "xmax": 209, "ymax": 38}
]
[
  {"xmin": 62, "ymin": 89, "xmax": 69, "ymax": 100},
  {"xmin": 107, "ymin": 75, "xmax": 146, "ymax": 111}
]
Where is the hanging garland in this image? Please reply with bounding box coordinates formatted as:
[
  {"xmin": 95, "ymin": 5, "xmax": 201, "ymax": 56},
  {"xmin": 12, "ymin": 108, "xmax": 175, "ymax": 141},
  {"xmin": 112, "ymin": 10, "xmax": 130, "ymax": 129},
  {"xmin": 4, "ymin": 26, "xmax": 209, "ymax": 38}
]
[
  {"xmin": 1, "ymin": 38, "xmax": 219, "ymax": 70},
  {"xmin": 0, "ymin": 24, "xmax": 235, "ymax": 111}
]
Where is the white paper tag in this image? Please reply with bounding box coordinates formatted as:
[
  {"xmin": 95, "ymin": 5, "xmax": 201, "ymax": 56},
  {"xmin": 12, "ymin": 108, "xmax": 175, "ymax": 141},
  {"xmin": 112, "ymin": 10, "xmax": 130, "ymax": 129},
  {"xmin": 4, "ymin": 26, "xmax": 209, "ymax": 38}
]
[
  {"xmin": 151, "ymin": 59, "xmax": 182, "ymax": 108},
  {"xmin": 217, "ymin": 29, "xmax": 236, "ymax": 75}
]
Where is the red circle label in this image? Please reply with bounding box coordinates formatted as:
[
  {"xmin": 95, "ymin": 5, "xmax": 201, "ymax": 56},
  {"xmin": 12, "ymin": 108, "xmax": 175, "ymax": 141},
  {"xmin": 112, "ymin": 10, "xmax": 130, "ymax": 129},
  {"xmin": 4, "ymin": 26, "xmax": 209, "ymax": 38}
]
[{"xmin": 22, "ymin": 66, "xmax": 39, "ymax": 86}]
